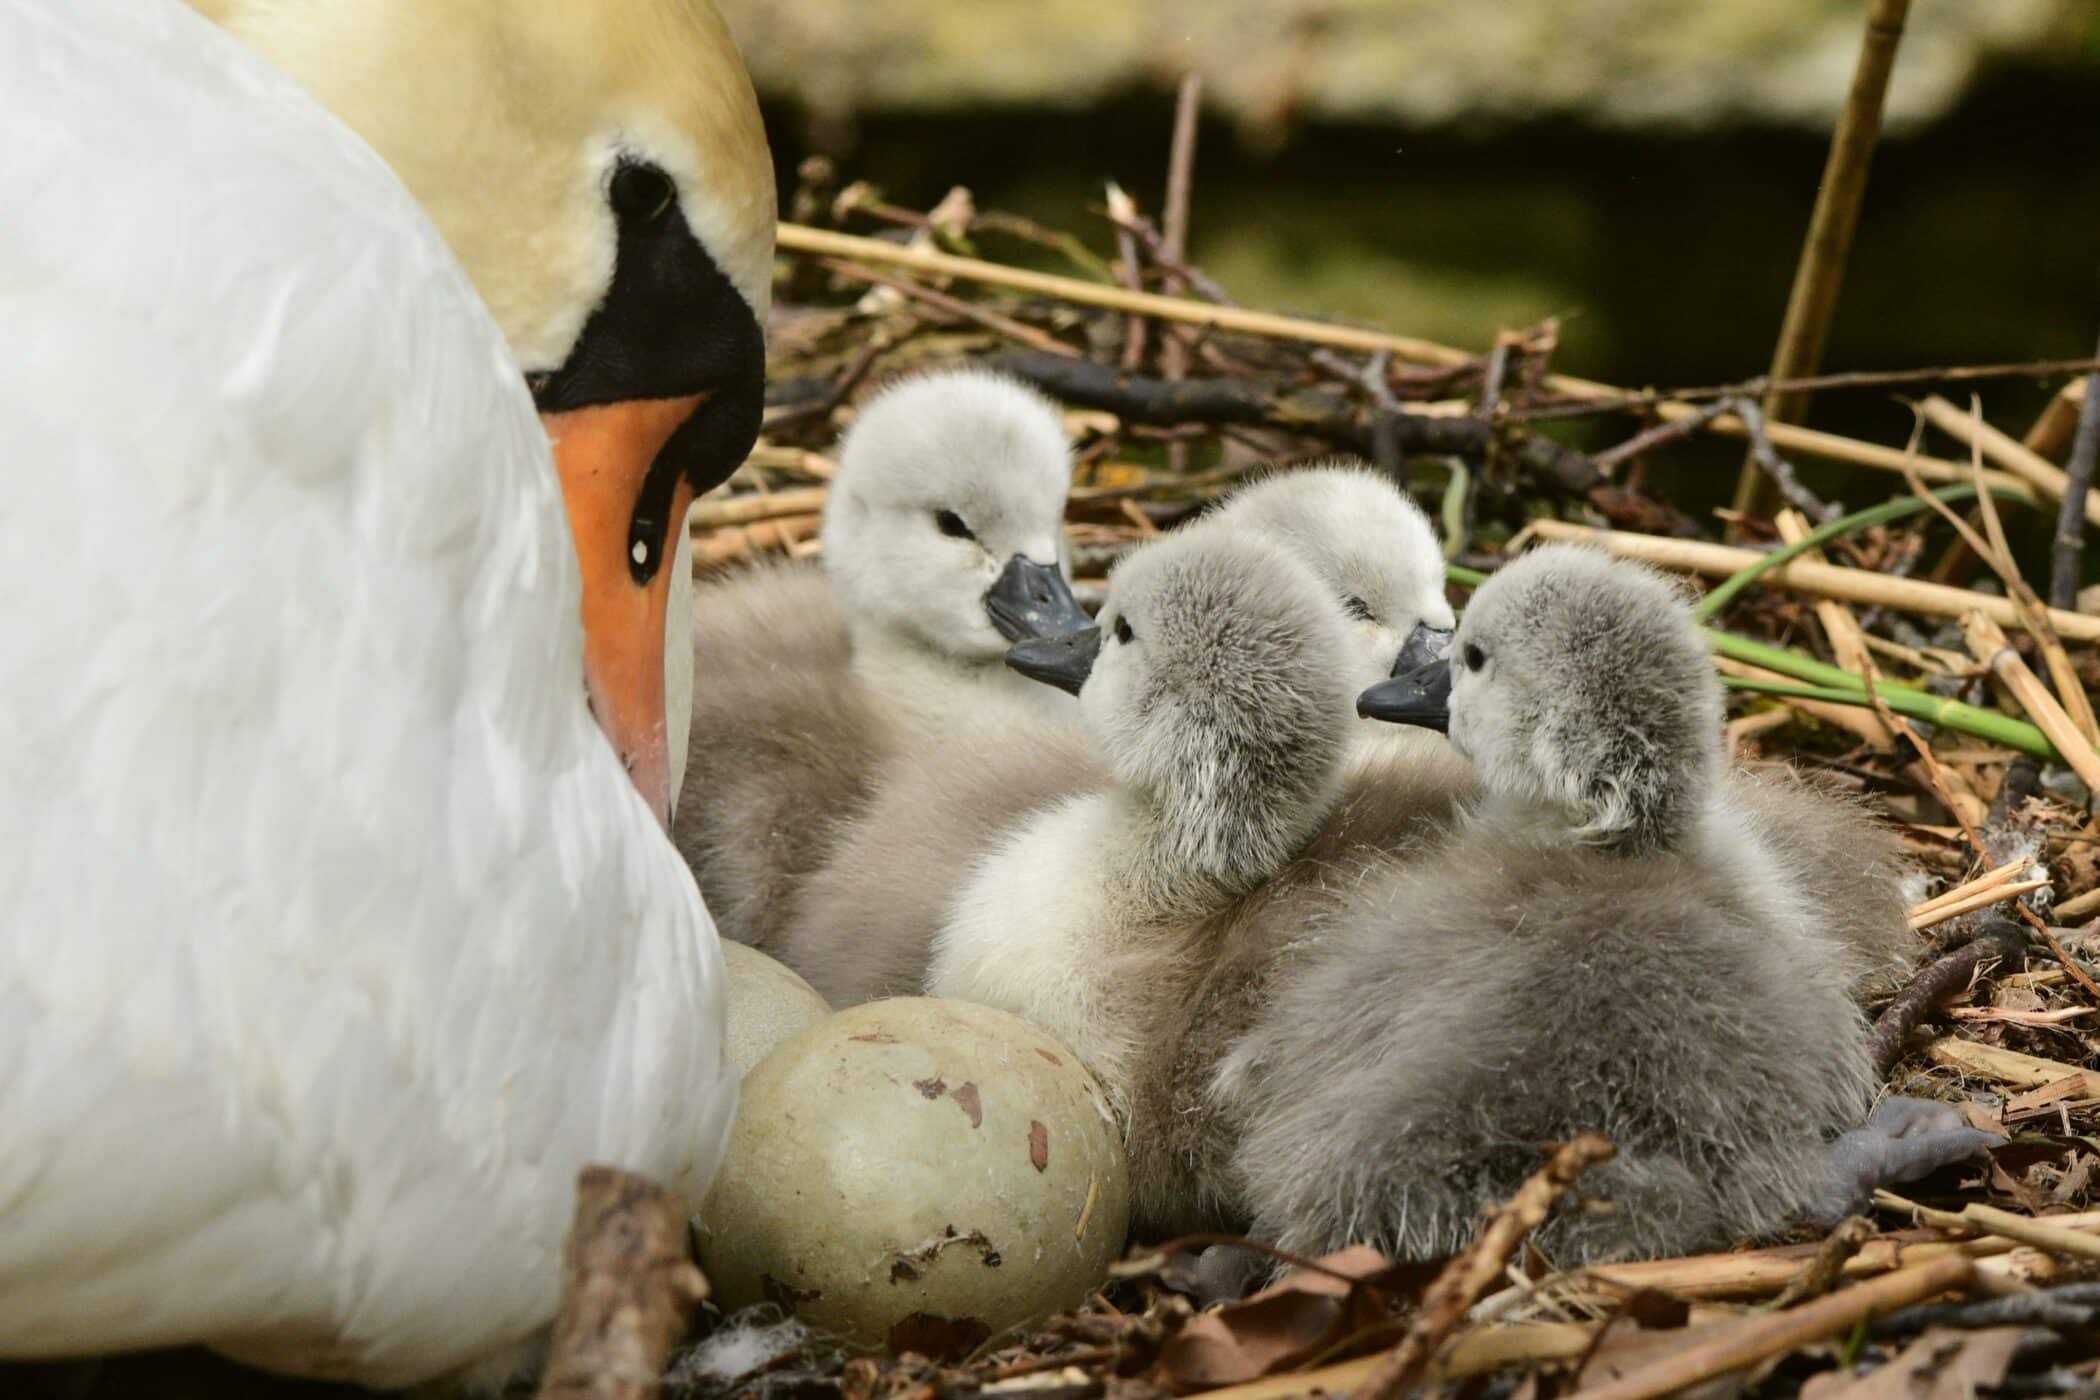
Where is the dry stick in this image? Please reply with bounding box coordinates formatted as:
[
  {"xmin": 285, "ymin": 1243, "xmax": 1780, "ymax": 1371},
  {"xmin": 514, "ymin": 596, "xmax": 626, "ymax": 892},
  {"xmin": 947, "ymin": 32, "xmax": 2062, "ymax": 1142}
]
[
  {"xmin": 1714, "ymin": 656, "xmax": 1892, "ymax": 749},
  {"xmin": 693, "ymin": 486, "xmax": 829, "ymax": 529},
  {"xmin": 1909, "ymin": 879, "xmax": 2048, "ymax": 931},
  {"xmin": 1910, "ymin": 858, "xmax": 2037, "ymax": 917},
  {"xmin": 1568, "ymin": 1255, "xmax": 1972, "ymax": 1400},
  {"xmin": 1525, "ymin": 359, "xmax": 2100, "ymax": 420},
  {"xmin": 1926, "ymin": 1038, "xmax": 2100, "ymax": 1097},
  {"xmin": 536, "ymin": 1167, "xmax": 707, "ymax": 1400},
  {"xmin": 818, "ymin": 258, "xmax": 1078, "ymax": 358},
  {"xmin": 1776, "ymin": 508, "xmax": 1896, "ymax": 747},
  {"xmin": 1733, "ymin": 0, "xmax": 1912, "ymax": 520},
  {"xmin": 2055, "ymin": 351, "xmax": 2100, "ymax": 608},
  {"xmin": 1734, "ymin": 397, "xmax": 1838, "ymax": 522},
  {"xmin": 1523, "ymin": 521, "xmax": 2100, "ymax": 641},
  {"xmin": 775, "ymin": 224, "xmax": 2033, "ymax": 500},
  {"xmin": 1923, "ymin": 394, "xmax": 2100, "ymax": 528},
  {"xmin": 1876, "ymin": 1193, "xmax": 2100, "ymax": 1263},
  {"xmin": 1905, "ymin": 452, "xmax": 2100, "ymax": 748},
  {"xmin": 1159, "ymin": 74, "xmax": 1202, "ymax": 475},
  {"xmin": 2030, "ymin": 375, "xmax": 2093, "ymax": 458},
  {"xmin": 1963, "ymin": 613, "xmax": 2100, "ymax": 792},
  {"xmin": 1770, "ymin": 1217, "xmax": 1878, "ymax": 1310},
  {"xmin": 1355, "ymin": 1135, "xmax": 1616, "ymax": 1400},
  {"xmin": 1592, "ymin": 398, "xmax": 1734, "ymax": 471},
  {"xmin": 1867, "ymin": 918, "xmax": 2026, "ymax": 1078},
  {"xmin": 694, "ymin": 515, "xmax": 821, "ymax": 571},
  {"xmin": 1105, "ymin": 183, "xmax": 1148, "ymax": 371}
]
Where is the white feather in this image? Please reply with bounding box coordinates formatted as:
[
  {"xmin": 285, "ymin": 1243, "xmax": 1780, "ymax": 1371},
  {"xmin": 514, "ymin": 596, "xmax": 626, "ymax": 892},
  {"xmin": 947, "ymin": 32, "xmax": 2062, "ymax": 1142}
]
[{"xmin": 0, "ymin": 0, "xmax": 731, "ymax": 1387}]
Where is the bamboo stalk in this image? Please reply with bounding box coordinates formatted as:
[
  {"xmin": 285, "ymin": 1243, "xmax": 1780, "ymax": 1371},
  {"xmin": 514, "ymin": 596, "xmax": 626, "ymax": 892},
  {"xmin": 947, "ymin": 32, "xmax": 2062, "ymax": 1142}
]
[
  {"xmin": 1716, "ymin": 658, "xmax": 1894, "ymax": 750},
  {"xmin": 1922, "ymin": 394, "xmax": 2100, "ymax": 528},
  {"xmin": 1733, "ymin": 0, "xmax": 1913, "ymax": 519},
  {"xmin": 1776, "ymin": 507, "xmax": 1895, "ymax": 744},
  {"xmin": 1526, "ymin": 520, "xmax": 2100, "ymax": 642},
  {"xmin": 1926, "ymin": 1037, "xmax": 2100, "ymax": 1097},
  {"xmin": 1911, "ymin": 879, "xmax": 2050, "ymax": 931},
  {"xmin": 693, "ymin": 486, "xmax": 829, "ymax": 529},
  {"xmin": 693, "ymin": 514, "xmax": 822, "ymax": 571},
  {"xmin": 1962, "ymin": 612, "xmax": 2100, "ymax": 791},
  {"xmin": 2026, "ymin": 376, "xmax": 2090, "ymax": 458},
  {"xmin": 778, "ymin": 224, "xmax": 2038, "ymax": 503},
  {"xmin": 1693, "ymin": 484, "xmax": 2004, "ymax": 623},
  {"xmin": 1567, "ymin": 1256, "xmax": 1972, "ymax": 1400},
  {"xmin": 1910, "ymin": 859, "xmax": 2034, "ymax": 918}
]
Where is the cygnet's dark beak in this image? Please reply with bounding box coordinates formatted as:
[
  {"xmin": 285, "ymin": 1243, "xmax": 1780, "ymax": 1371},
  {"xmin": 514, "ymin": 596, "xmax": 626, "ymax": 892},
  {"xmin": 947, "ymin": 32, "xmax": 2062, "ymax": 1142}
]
[
  {"xmin": 1357, "ymin": 657, "xmax": 1452, "ymax": 731},
  {"xmin": 1391, "ymin": 620, "xmax": 1455, "ymax": 677},
  {"xmin": 985, "ymin": 556, "xmax": 1092, "ymax": 643},
  {"xmin": 1006, "ymin": 627, "xmax": 1102, "ymax": 697}
]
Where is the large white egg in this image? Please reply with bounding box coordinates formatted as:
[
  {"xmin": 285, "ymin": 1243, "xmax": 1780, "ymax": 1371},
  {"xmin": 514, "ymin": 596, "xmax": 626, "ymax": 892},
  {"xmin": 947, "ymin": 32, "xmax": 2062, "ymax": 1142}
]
[
  {"xmin": 721, "ymin": 941, "xmax": 833, "ymax": 1076},
  {"xmin": 697, "ymin": 997, "xmax": 1130, "ymax": 1350}
]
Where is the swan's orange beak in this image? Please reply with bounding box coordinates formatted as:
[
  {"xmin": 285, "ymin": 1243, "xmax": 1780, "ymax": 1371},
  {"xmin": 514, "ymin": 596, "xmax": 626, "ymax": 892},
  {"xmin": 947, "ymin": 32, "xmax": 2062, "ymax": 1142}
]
[{"xmin": 542, "ymin": 395, "xmax": 703, "ymax": 825}]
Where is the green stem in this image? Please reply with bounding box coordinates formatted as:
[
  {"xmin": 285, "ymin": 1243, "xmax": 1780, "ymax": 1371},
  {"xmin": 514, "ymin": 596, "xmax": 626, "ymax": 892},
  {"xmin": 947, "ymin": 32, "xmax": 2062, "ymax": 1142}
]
[
  {"xmin": 1448, "ymin": 563, "xmax": 2059, "ymax": 760},
  {"xmin": 1691, "ymin": 483, "xmax": 2023, "ymax": 622},
  {"xmin": 1720, "ymin": 676, "xmax": 2054, "ymax": 759}
]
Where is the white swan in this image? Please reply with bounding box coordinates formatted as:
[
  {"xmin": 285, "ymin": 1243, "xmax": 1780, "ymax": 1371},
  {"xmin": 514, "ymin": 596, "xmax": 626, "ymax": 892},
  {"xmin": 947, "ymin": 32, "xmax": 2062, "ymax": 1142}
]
[
  {"xmin": 0, "ymin": 0, "xmax": 766, "ymax": 1388},
  {"xmin": 194, "ymin": 0, "xmax": 777, "ymax": 820}
]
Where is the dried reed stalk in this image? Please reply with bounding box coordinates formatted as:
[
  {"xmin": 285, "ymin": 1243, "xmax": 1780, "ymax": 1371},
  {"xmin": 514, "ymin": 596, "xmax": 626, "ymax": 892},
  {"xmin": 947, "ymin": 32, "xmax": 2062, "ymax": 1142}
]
[
  {"xmin": 1525, "ymin": 520, "xmax": 2100, "ymax": 642},
  {"xmin": 1775, "ymin": 508, "xmax": 1896, "ymax": 746},
  {"xmin": 1923, "ymin": 394, "xmax": 2100, "ymax": 528},
  {"xmin": 1962, "ymin": 612, "xmax": 2100, "ymax": 791}
]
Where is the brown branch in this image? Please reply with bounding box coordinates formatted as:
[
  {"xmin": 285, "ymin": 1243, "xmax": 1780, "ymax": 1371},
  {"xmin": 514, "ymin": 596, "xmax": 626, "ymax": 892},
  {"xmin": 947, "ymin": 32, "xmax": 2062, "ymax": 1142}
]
[
  {"xmin": 1732, "ymin": 396, "xmax": 1838, "ymax": 522},
  {"xmin": 1567, "ymin": 1255, "xmax": 1973, "ymax": 1400},
  {"xmin": 1733, "ymin": 0, "xmax": 1911, "ymax": 518},
  {"xmin": 1867, "ymin": 917, "xmax": 2026, "ymax": 1078},
  {"xmin": 2052, "ymin": 334, "xmax": 2100, "ymax": 610},
  {"xmin": 1520, "ymin": 358, "xmax": 2100, "ymax": 422},
  {"xmin": 536, "ymin": 1167, "xmax": 707, "ymax": 1400},
  {"xmin": 1355, "ymin": 1134, "xmax": 1616, "ymax": 1400},
  {"xmin": 817, "ymin": 259, "xmax": 1077, "ymax": 358},
  {"xmin": 1591, "ymin": 399, "xmax": 1735, "ymax": 472}
]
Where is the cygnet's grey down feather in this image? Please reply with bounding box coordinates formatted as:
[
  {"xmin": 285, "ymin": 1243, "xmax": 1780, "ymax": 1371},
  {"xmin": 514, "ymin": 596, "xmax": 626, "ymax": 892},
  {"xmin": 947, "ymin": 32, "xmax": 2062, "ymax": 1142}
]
[
  {"xmin": 1218, "ymin": 546, "xmax": 1890, "ymax": 1263},
  {"xmin": 673, "ymin": 559, "xmax": 888, "ymax": 953},
  {"xmin": 671, "ymin": 369, "xmax": 1081, "ymax": 951},
  {"xmin": 776, "ymin": 709, "xmax": 1104, "ymax": 1007},
  {"xmin": 1122, "ymin": 736, "xmax": 1476, "ymax": 1239},
  {"xmin": 927, "ymin": 527, "xmax": 1362, "ymax": 1129}
]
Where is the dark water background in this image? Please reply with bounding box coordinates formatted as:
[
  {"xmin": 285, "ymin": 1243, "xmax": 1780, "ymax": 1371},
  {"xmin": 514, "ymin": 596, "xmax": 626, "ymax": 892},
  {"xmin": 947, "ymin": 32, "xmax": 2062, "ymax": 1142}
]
[{"xmin": 762, "ymin": 63, "xmax": 2099, "ymax": 558}]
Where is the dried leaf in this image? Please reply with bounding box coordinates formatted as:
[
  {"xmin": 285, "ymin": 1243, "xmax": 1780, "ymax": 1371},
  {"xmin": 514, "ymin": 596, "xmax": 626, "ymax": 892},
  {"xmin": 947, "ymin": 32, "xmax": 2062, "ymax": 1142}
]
[
  {"xmin": 1153, "ymin": 1246, "xmax": 1400, "ymax": 1394},
  {"xmin": 1798, "ymin": 1326, "xmax": 2022, "ymax": 1400}
]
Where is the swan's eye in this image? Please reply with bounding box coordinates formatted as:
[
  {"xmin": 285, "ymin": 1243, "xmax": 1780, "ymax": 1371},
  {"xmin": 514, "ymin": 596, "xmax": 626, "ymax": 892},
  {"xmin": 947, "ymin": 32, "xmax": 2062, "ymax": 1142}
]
[
  {"xmin": 609, "ymin": 161, "xmax": 677, "ymax": 222},
  {"xmin": 934, "ymin": 509, "xmax": 976, "ymax": 541},
  {"xmin": 1113, "ymin": 616, "xmax": 1134, "ymax": 646},
  {"xmin": 1462, "ymin": 643, "xmax": 1486, "ymax": 672},
  {"xmin": 1343, "ymin": 595, "xmax": 1375, "ymax": 622}
]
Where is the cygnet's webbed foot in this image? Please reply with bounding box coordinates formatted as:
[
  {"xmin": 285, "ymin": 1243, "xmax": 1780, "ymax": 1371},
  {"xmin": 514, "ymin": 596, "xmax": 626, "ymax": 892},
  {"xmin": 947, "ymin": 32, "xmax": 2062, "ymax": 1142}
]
[{"xmin": 1811, "ymin": 1096, "xmax": 2005, "ymax": 1224}]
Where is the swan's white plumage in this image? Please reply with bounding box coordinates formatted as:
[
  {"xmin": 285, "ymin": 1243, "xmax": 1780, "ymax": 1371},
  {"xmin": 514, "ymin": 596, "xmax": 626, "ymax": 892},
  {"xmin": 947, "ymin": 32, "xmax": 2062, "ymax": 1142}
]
[{"xmin": 0, "ymin": 0, "xmax": 732, "ymax": 1386}]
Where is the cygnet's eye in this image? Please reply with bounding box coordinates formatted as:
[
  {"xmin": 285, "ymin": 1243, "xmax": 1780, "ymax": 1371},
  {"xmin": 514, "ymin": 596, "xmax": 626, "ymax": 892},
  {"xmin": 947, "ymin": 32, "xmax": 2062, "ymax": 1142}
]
[
  {"xmin": 1343, "ymin": 595, "xmax": 1376, "ymax": 622},
  {"xmin": 1462, "ymin": 642, "xmax": 1487, "ymax": 672},
  {"xmin": 934, "ymin": 509, "xmax": 976, "ymax": 541},
  {"xmin": 1113, "ymin": 616, "xmax": 1134, "ymax": 646},
  {"xmin": 608, "ymin": 161, "xmax": 678, "ymax": 223}
]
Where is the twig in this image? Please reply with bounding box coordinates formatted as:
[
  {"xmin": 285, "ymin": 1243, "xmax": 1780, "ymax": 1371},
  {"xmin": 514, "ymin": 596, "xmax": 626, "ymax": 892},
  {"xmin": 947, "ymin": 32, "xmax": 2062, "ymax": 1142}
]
[
  {"xmin": 1105, "ymin": 183, "xmax": 1148, "ymax": 371},
  {"xmin": 773, "ymin": 224, "xmax": 2040, "ymax": 500},
  {"xmin": 536, "ymin": 1167, "xmax": 707, "ymax": 1400},
  {"xmin": 1732, "ymin": 396, "xmax": 1839, "ymax": 522},
  {"xmin": 1909, "ymin": 859, "xmax": 2038, "ymax": 920},
  {"xmin": 1518, "ymin": 358, "xmax": 2100, "ymax": 421},
  {"xmin": 1355, "ymin": 1135, "xmax": 1616, "ymax": 1400},
  {"xmin": 1926, "ymin": 1038, "xmax": 2100, "ymax": 1097},
  {"xmin": 2054, "ymin": 345, "xmax": 2100, "ymax": 608},
  {"xmin": 817, "ymin": 259, "xmax": 1078, "ymax": 358},
  {"xmin": 1867, "ymin": 918, "xmax": 2026, "ymax": 1077},
  {"xmin": 1733, "ymin": 0, "xmax": 1911, "ymax": 518},
  {"xmin": 1568, "ymin": 1256, "xmax": 1973, "ymax": 1400},
  {"xmin": 1591, "ymin": 398, "xmax": 1734, "ymax": 472},
  {"xmin": 694, "ymin": 486, "xmax": 829, "ymax": 529},
  {"xmin": 1910, "ymin": 879, "xmax": 2048, "ymax": 931},
  {"xmin": 1769, "ymin": 1217, "xmax": 1877, "ymax": 1309},
  {"xmin": 1776, "ymin": 508, "xmax": 1896, "ymax": 747},
  {"xmin": 1159, "ymin": 73, "xmax": 1202, "ymax": 477},
  {"xmin": 1872, "ymin": 1281, "xmax": 2100, "ymax": 1337},
  {"xmin": 1875, "ymin": 1193, "xmax": 2100, "ymax": 1263},
  {"xmin": 1923, "ymin": 394, "xmax": 2100, "ymax": 529},
  {"xmin": 1962, "ymin": 612, "xmax": 2100, "ymax": 794},
  {"xmin": 2029, "ymin": 375, "xmax": 2093, "ymax": 457},
  {"xmin": 1526, "ymin": 520, "xmax": 2100, "ymax": 642}
]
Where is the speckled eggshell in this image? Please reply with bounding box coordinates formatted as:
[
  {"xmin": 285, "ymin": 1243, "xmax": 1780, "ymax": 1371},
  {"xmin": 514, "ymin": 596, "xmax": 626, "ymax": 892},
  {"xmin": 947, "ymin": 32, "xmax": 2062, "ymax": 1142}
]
[
  {"xmin": 697, "ymin": 997, "xmax": 1130, "ymax": 1349},
  {"xmin": 722, "ymin": 941, "xmax": 834, "ymax": 1077}
]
